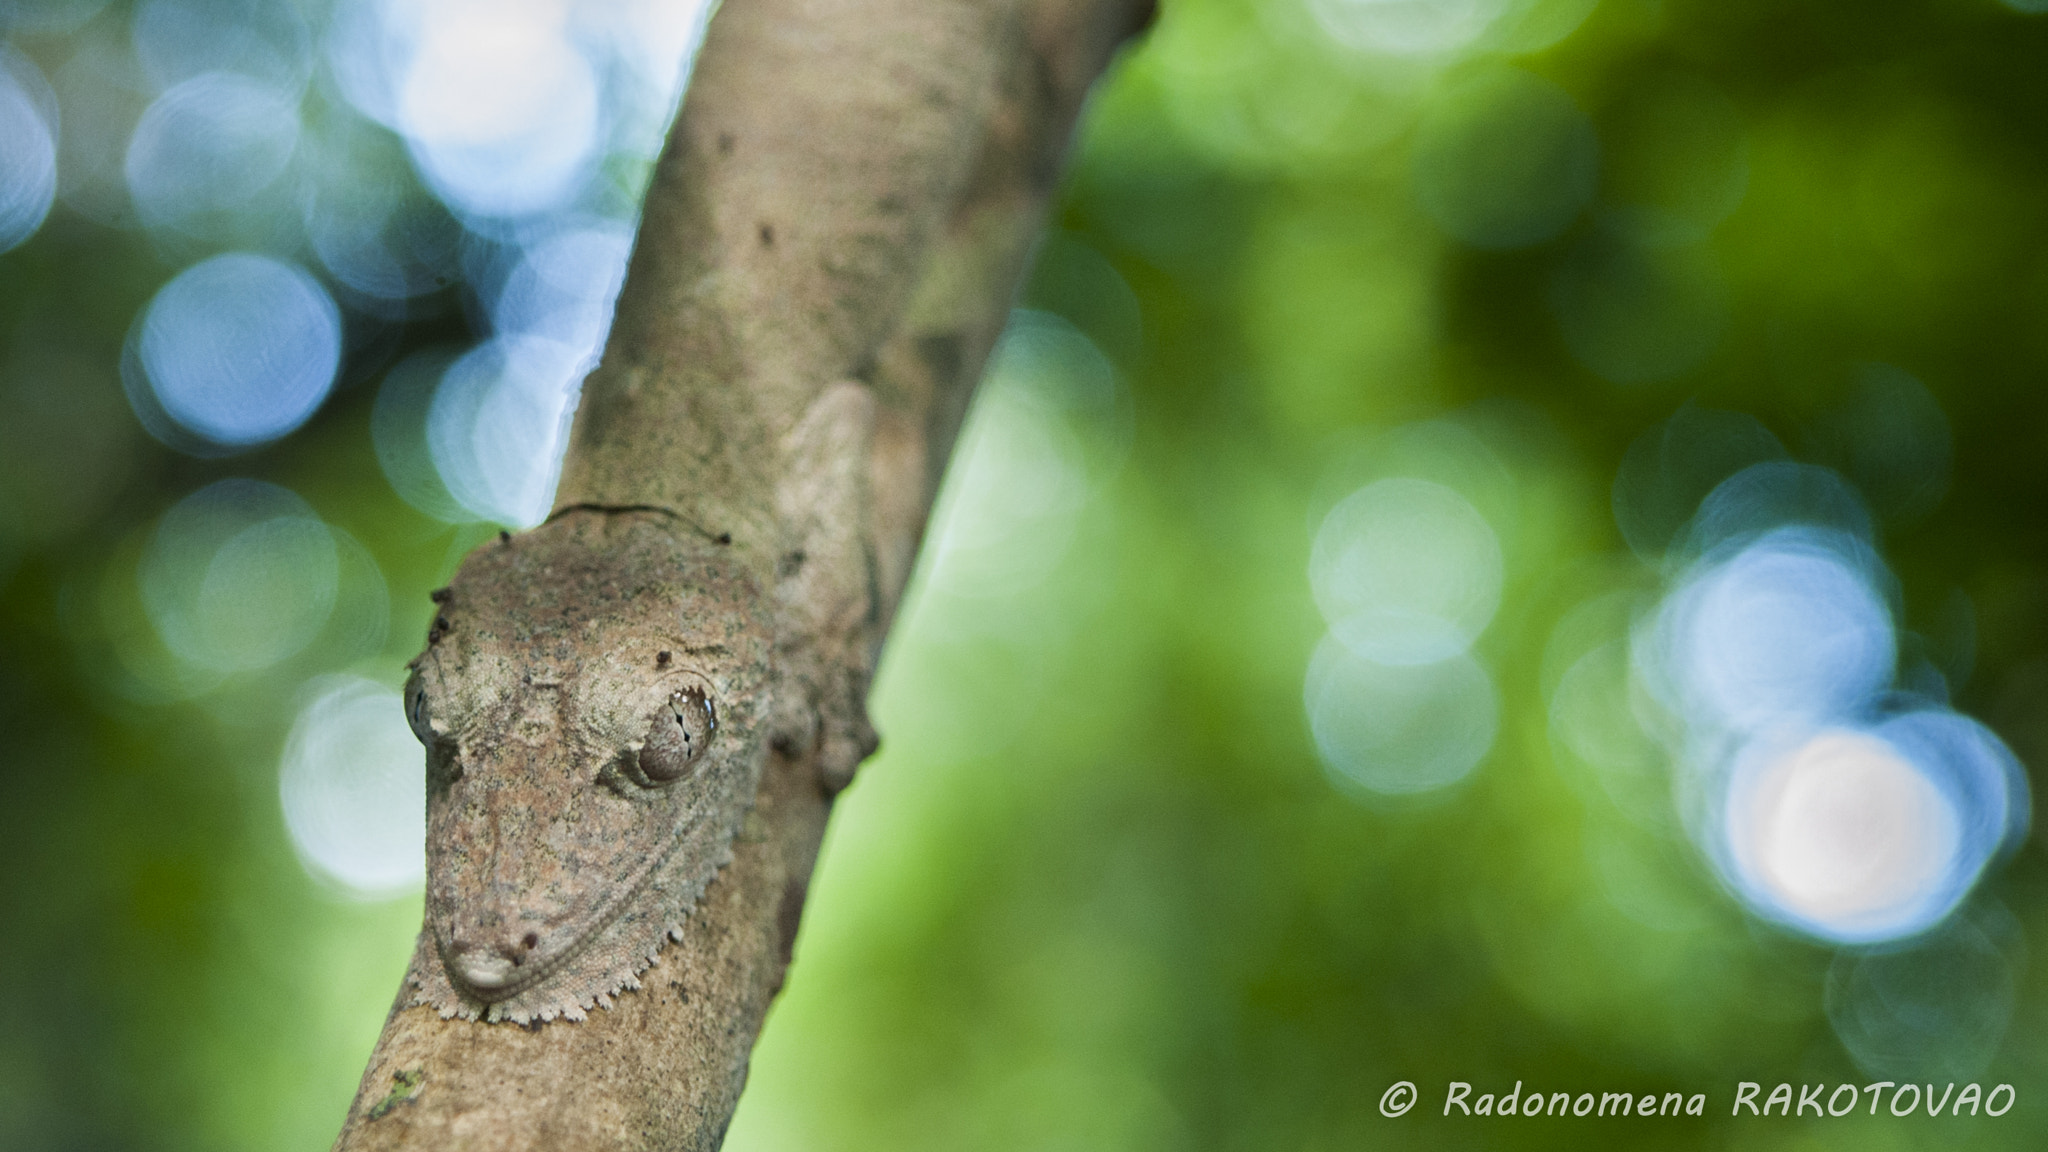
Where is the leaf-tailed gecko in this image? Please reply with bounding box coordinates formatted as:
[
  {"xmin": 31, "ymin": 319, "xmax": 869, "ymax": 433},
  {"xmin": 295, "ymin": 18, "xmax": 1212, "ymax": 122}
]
[{"xmin": 400, "ymin": 383, "xmax": 880, "ymax": 1024}]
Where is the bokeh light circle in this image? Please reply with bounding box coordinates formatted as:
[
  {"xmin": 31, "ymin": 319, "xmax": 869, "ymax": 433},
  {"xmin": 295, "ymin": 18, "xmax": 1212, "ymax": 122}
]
[
  {"xmin": 299, "ymin": 121, "xmax": 463, "ymax": 306},
  {"xmin": 125, "ymin": 70, "xmax": 300, "ymax": 233},
  {"xmin": 1306, "ymin": 634, "xmax": 1499, "ymax": 796},
  {"xmin": 428, "ymin": 334, "xmax": 586, "ymax": 527},
  {"xmin": 372, "ymin": 346, "xmax": 468, "ymax": 521},
  {"xmin": 1716, "ymin": 710, "xmax": 2028, "ymax": 945},
  {"xmin": 1816, "ymin": 364, "xmax": 1953, "ymax": 524},
  {"xmin": 1611, "ymin": 405, "xmax": 1785, "ymax": 558},
  {"xmin": 1686, "ymin": 461, "xmax": 1875, "ymax": 555},
  {"xmin": 131, "ymin": 0, "xmax": 314, "ymax": 94},
  {"xmin": 488, "ymin": 221, "xmax": 634, "ymax": 352},
  {"xmin": 1311, "ymin": 477, "xmax": 1502, "ymax": 665},
  {"xmin": 140, "ymin": 479, "xmax": 338, "ymax": 673},
  {"xmin": 279, "ymin": 676, "xmax": 426, "ymax": 898},
  {"xmin": 135, "ymin": 253, "xmax": 342, "ymax": 449},
  {"xmin": 1825, "ymin": 908, "xmax": 2022, "ymax": 1082},
  {"xmin": 1308, "ymin": 0, "xmax": 1507, "ymax": 56},
  {"xmin": 1723, "ymin": 728, "xmax": 1959, "ymax": 943},
  {"xmin": 0, "ymin": 52, "xmax": 58, "ymax": 254},
  {"xmin": 397, "ymin": 7, "xmax": 602, "ymax": 219},
  {"xmin": 1648, "ymin": 527, "xmax": 1895, "ymax": 733},
  {"xmin": 1627, "ymin": 437, "xmax": 2027, "ymax": 947},
  {"xmin": 1874, "ymin": 710, "xmax": 2030, "ymax": 868},
  {"xmin": 1550, "ymin": 640, "xmax": 1659, "ymax": 775}
]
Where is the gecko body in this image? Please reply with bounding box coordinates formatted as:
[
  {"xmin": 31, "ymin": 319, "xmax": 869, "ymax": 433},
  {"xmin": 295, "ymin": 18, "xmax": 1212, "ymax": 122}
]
[{"xmin": 401, "ymin": 384, "xmax": 879, "ymax": 1024}]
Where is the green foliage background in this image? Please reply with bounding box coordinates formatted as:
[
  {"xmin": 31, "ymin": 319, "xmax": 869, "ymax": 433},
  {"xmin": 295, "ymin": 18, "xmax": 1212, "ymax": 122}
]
[{"xmin": 4, "ymin": 0, "xmax": 2048, "ymax": 1149}]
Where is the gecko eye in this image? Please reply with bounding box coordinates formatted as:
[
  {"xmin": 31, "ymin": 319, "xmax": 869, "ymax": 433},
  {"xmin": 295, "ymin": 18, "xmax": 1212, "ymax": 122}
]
[
  {"xmin": 638, "ymin": 687, "xmax": 717, "ymax": 783},
  {"xmin": 404, "ymin": 675, "xmax": 434, "ymax": 746}
]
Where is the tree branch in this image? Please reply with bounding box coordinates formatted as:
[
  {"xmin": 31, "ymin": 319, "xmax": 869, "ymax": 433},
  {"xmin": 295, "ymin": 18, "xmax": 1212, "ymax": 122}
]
[{"xmin": 332, "ymin": 0, "xmax": 1148, "ymax": 1147}]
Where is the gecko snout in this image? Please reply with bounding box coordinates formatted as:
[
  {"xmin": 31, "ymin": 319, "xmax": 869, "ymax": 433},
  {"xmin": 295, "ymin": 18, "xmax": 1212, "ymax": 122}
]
[{"xmin": 448, "ymin": 932, "xmax": 541, "ymax": 995}]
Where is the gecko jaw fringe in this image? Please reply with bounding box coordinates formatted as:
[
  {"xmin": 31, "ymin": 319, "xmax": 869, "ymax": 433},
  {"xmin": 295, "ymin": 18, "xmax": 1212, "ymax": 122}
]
[{"xmin": 409, "ymin": 836, "xmax": 738, "ymax": 1026}]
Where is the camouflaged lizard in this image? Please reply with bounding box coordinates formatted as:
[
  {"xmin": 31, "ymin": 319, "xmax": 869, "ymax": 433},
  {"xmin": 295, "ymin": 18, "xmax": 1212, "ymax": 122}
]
[{"xmin": 400, "ymin": 383, "xmax": 880, "ymax": 1024}]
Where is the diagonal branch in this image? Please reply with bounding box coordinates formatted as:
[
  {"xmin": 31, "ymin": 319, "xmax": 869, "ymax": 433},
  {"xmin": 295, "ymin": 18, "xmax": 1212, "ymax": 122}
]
[{"xmin": 332, "ymin": 0, "xmax": 1149, "ymax": 1147}]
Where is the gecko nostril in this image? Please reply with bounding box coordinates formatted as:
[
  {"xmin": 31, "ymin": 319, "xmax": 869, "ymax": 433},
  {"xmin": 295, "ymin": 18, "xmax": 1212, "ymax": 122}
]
[{"xmin": 522, "ymin": 932, "xmax": 539, "ymax": 950}]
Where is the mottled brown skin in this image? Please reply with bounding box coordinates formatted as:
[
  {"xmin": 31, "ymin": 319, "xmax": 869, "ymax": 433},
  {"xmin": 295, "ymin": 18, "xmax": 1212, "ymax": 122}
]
[{"xmin": 403, "ymin": 512, "xmax": 774, "ymax": 1023}]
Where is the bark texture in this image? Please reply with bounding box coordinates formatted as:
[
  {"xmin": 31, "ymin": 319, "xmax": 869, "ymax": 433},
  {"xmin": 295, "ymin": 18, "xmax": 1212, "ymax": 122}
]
[{"xmin": 332, "ymin": 0, "xmax": 1148, "ymax": 1147}]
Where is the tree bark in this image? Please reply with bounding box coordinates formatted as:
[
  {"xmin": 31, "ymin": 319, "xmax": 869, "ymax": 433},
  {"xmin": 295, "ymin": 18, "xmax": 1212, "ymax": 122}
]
[{"xmin": 331, "ymin": 0, "xmax": 1148, "ymax": 1147}]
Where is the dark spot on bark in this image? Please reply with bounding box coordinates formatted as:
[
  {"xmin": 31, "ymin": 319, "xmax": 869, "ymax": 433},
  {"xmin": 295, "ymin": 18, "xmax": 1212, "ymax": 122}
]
[
  {"xmin": 522, "ymin": 932, "xmax": 539, "ymax": 950},
  {"xmin": 877, "ymin": 194, "xmax": 907, "ymax": 214},
  {"xmin": 428, "ymin": 615, "xmax": 451, "ymax": 644},
  {"xmin": 717, "ymin": 132, "xmax": 734, "ymax": 154},
  {"xmin": 498, "ymin": 530, "xmax": 511, "ymax": 544},
  {"xmin": 778, "ymin": 549, "xmax": 806, "ymax": 577},
  {"xmin": 917, "ymin": 332, "xmax": 963, "ymax": 386},
  {"xmin": 759, "ymin": 223, "xmax": 774, "ymax": 246},
  {"xmin": 520, "ymin": 1018, "xmax": 543, "ymax": 1033},
  {"xmin": 776, "ymin": 876, "xmax": 808, "ymax": 965},
  {"xmin": 715, "ymin": 532, "xmax": 732, "ymax": 545},
  {"xmin": 770, "ymin": 732, "xmax": 802, "ymax": 757},
  {"xmin": 656, "ymin": 651, "xmax": 671, "ymax": 667},
  {"xmin": 429, "ymin": 587, "xmax": 451, "ymax": 603},
  {"xmin": 768, "ymin": 876, "xmax": 809, "ymax": 996}
]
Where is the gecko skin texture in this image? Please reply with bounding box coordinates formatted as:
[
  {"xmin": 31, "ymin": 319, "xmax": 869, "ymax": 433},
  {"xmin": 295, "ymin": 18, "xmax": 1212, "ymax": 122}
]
[
  {"xmin": 400, "ymin": 383, "xmax": 881, "ymax": 1025},
  {"xmin": 402, "ymin": 511, "xmax": 772, "ymax": 1024}
]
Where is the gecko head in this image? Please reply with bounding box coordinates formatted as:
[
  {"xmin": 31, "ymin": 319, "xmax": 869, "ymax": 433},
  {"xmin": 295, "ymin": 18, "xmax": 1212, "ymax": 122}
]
[{"xmin": 402, "ymin": 513, "xmax": 770, "ymax": 1009}]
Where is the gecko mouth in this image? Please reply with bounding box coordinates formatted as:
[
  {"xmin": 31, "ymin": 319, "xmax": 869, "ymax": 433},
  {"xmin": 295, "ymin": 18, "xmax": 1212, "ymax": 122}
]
[
  {"xmin": 434, "ymin": 799, "xmax": 720, "ymax": 1007},
  {"xmin": 452, "ymin": 950, "xmax": 520, "ymax": 991}
]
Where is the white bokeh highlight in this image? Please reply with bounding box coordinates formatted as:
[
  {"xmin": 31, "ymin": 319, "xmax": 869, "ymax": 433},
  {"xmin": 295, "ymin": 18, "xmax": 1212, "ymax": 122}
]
[
  {"xmin": 315, "ymin": 0, "xmax": 720, "ymax": 518},
  {"xmin": 325, "ymin": 0, "xmax": 713, "ymax": 223},
  {"xmin": 280, "ymin": 676, "xmax": 426, "ymax": 898},
  {"xmin": 398, "ymin": 4, "xmax": 601, "ymax": 219},
  {"xmin": 1630, "ymin": 454, "xmax": 2029, "ymax": 945},
  {"xmin": 1724, "ymin": 728, "xmax": 1959, "ymax": 943}
]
